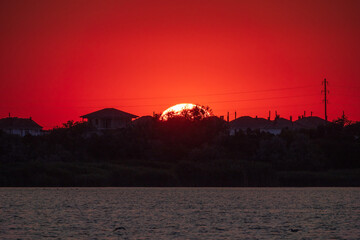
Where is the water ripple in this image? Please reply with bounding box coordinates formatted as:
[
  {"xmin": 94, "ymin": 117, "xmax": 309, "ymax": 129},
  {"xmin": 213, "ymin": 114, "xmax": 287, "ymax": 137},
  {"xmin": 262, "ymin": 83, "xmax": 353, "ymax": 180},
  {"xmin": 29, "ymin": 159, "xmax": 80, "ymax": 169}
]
[{"xmin": 0, "ymin": 188, "xmax": 359, "ymax": 239}]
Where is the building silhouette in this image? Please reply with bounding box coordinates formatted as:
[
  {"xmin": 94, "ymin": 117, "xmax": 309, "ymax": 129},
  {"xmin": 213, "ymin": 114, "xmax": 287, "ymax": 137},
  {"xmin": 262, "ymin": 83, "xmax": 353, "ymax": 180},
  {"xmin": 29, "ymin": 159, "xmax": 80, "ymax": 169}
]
[
  {"xmin": 0, "ymin": 117, "xmax": 43, "ymax": 136},
  {"xmin": 81, "ymin": 108, "xmax": 138, "ymax": 130}
]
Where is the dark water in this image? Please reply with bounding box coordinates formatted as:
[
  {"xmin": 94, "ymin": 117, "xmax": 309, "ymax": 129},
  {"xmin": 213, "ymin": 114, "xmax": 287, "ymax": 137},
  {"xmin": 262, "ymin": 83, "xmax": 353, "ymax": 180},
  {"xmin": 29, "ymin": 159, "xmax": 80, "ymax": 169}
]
[{"xmin": 0, "ymin": 188, "xmax": 359, "ymax": 239}]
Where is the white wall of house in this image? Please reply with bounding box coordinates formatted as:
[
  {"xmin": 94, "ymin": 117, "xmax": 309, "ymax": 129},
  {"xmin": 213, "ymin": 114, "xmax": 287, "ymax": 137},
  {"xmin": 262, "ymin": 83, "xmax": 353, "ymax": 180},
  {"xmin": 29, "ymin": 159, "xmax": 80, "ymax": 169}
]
[
  {"xmin": 3, "ymin": 129, "xmax": 42, "ymax": 137},
  {"xmin": 230, "ymin": 127, "xmax": 282, "ymax": 135},
  {"xmin": 260, "ymin": 129, "xmax": 282, "ymax": 135},
  {"xmin": 89, "ymin": 118, "xmax": 130, "ymax": 129}
]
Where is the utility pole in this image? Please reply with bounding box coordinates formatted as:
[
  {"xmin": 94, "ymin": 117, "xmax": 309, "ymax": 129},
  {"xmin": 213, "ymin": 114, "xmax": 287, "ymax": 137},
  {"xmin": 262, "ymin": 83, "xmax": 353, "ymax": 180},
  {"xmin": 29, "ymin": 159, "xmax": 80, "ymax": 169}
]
[{"xmin": 322, "ymin": 78, "xmax": 329, "ymax": 121}]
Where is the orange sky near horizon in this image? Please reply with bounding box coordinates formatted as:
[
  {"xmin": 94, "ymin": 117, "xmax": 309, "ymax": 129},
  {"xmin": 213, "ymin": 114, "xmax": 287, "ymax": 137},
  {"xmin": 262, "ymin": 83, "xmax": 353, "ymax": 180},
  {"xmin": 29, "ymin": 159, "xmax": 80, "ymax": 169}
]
[{"xmin": 1, "ymin": 0, "xmax": 359, "ymax": 128}]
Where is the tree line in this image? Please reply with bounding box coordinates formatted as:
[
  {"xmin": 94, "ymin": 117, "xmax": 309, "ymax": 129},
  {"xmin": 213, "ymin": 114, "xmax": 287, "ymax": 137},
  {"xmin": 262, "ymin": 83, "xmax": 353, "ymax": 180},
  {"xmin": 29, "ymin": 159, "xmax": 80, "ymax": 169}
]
[{"xmin": 0, "ymin": 112, "xmax": 359, "ymax": 187}]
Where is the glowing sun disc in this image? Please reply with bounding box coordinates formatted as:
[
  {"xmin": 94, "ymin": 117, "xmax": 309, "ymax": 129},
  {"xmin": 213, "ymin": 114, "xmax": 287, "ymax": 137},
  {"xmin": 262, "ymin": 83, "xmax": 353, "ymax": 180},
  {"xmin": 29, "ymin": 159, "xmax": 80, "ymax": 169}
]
[{"xmin": 160, "ymin": 103, "xmax": 210, "ymax": 121}]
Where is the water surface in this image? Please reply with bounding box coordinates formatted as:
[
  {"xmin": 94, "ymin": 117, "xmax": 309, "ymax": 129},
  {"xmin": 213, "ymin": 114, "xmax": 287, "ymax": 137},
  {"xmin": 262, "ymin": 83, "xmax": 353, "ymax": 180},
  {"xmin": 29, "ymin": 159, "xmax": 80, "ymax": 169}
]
[{"xmin": 0, "ymin": 188, "xmax": 359, "ymax": 239}]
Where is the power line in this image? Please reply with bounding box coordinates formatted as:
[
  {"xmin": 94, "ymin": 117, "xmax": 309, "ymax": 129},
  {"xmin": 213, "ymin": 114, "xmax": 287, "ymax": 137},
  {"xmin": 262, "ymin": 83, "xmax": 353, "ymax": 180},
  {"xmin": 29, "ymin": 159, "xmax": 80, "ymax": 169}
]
[
  {"xmin": 60, "ymin": 93, "xmax": 321, "ymax": 108},
  {"xmin": 216, "ymin": 102, "xmax": 322, "ymax": 111},
  {"xmin": 208, "ymin": 93, "xmax": 319, "ymax": 104},
  {"xmin": 2, "ymin": 85, "xmax": 316, "ymax": 103},
  {"xmin": 331, "ymin": 94, "xmax": 360, "ymax": 98},
  {"xmin": 330, "ymin": 83, "xmax": 360, "ymax": 90},
  {"xmin": 103, "ymin": 85, "xmax": 316, "ymax": 100},
  {"xmin": 331, "ymin": 103, "xmax": 360, "ymax": 107},
  {"xmin": 82, "ymin": 85, "xmax": 317, "ymax": 101},
  {"xmin": 0, "ymin": 93, "xmax": 320, "ymax": 110}
]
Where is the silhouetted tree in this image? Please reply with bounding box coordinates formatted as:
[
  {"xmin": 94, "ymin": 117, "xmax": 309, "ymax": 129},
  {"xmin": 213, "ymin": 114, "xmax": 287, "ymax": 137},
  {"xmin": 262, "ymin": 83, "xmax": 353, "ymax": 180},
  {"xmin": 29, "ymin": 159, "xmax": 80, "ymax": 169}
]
[
  {"xmin": 162, "ymin": 104, "xmax": 213, "ymax": 121},
  {"xmin": 333, "ymin": 113, "xmax": 352, "ymax": 127}
]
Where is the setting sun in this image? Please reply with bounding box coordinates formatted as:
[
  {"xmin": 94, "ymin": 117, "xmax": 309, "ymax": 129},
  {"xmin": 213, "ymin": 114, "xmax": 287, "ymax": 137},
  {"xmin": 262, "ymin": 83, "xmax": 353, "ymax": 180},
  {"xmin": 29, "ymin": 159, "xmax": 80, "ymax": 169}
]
[{"xmin": 160, "ymin": 103, "xmax": 211, "ymax": 121}]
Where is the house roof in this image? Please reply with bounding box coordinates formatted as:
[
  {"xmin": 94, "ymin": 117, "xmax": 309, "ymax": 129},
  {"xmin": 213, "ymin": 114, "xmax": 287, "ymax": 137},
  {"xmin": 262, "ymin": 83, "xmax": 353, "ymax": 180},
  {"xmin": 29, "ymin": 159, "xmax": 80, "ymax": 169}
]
[
  {"xmin": 80, "ymin": 108, "xmax": 138, "ymax": 119},
  {"xmin": 132, "ymin": 115, "xmax": 155, "ymax": 126},
  {"xmin": 295, "ymin": 116, "xmax": 326, "ymax": 128},
  {"xmin": 230, "ymin": 116, "xmax": 269, "ymax": 129},
  {"xmin": 0, "ymin": 117, "xmax": 43, "ymax": 130},
  {"xmin": 262, "ymin": 117, "xmax": 296, "ymax": 130},
  {"xmin": 230, "ymin": 115, "xmax": 326, "ymax": 131}
]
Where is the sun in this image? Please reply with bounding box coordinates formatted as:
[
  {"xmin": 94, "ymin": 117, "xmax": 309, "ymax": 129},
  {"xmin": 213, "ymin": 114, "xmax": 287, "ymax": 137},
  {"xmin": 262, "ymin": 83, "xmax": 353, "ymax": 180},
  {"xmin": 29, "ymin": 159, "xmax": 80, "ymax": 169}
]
[{"xmin": 160, "ymin": 103, "xmax": 211, "ymax": 121}]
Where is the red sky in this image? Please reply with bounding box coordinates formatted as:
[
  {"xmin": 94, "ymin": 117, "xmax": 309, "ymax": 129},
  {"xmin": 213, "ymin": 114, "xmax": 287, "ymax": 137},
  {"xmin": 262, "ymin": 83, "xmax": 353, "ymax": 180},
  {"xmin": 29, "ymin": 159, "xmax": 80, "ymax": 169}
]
[{"xmin": 1, "ymin": 0, "xmax": 359, "ymax": 128}]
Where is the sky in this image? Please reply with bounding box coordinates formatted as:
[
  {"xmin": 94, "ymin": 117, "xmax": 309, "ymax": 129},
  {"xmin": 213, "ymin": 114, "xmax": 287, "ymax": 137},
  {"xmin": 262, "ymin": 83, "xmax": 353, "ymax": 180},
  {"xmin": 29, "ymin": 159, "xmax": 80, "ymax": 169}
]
[{"xmin": 0, "ymin": 0, "xmax": 359, "ymax": 128}]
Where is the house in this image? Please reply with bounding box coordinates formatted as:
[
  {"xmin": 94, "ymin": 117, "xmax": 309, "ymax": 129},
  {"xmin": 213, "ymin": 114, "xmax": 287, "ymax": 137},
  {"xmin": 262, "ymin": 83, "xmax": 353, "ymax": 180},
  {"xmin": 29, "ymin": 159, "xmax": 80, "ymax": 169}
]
[
  {"xmin": 229, "ymin": 116, "xmax": 269, "ymax": 135},
  {"xmin": 132, "ymin": 115, "xmax": 155, "ymax": 127},
  {"xmin": 229, "ymin": 115, "xmax": 326, "ymax": 135},
  {"xmin": 80, "ymin": 108, "xmax": 138, "ymax": 130},
  {"xmin": 295, "ymin": 116, "xmax": 326, "ymax": 129},
  {"xmin": 0, "ymin": 117, "xmax": 43, "ymax": 136},
  {"xmin": 260, "ymin": 117, "xmax": 296, "ymax": 135}
]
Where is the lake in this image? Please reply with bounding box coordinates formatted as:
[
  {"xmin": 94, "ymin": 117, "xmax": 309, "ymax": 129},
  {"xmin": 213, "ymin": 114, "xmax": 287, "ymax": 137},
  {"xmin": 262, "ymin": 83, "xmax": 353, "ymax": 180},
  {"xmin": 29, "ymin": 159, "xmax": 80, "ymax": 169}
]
[{"xmin": 0, "ymin": 188, "xmax": 359, "ymax": 239}]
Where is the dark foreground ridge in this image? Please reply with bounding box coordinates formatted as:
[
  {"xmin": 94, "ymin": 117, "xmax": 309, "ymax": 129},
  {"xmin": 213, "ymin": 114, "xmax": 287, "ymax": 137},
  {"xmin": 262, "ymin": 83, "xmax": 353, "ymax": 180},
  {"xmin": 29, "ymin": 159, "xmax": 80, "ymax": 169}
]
[{"xmin": 1, "ymin": 116, "xmax": 359, "ymax": 187}]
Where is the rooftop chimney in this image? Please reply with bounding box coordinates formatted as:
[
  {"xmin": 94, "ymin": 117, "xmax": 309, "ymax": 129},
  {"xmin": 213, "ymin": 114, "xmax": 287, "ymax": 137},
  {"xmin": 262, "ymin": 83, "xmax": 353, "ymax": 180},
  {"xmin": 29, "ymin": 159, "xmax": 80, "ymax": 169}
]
[{"xmin": 275, "ymin": 110, "xmax": 279, "ymax": 120}]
